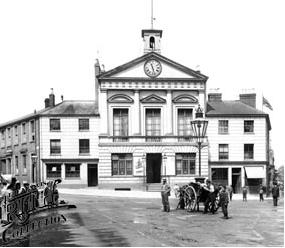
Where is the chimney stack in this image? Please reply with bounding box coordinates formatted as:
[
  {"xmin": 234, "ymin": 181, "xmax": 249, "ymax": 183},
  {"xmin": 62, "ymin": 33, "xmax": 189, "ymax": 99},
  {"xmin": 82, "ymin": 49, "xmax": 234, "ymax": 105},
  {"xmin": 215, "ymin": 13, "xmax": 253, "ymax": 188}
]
[
  {"xmin": 49, "ymin": 88, "xmax": 55, "ymax": 107},
  {"xmin": 239, "ymin": 93, "xmax": 256, "ymax": 108},
  {"xmin": 94, "ymin": 59, "xmax": 101, "ymax": 114},
  {"xmin": 208, "ymin": 93, "xmax": 222, "ymax": 102},
  {"xmin": 44, "ymin": 98, "xmax": 50, "ymax": 108}
]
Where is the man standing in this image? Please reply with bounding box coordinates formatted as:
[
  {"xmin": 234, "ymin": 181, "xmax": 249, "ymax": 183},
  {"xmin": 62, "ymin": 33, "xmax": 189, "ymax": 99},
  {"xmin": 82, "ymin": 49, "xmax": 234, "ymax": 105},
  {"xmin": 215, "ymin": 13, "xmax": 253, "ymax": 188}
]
[
  {"xmin": 242, "ymin": 186, "xmax": 248, "ymax": 202},
  {"xmin": 259, "ymin": 185, "xmax": 264, "ymax": 202},
  {"xmin": 161, "ymin": 178, "xmax": 171, "ymax": 212},
  {"xmin": 272, "ymin": 183, "xmax": 280, "ymax": 206},
  {"xmin": 203, "ymin": 179, "xmax": 215, "ymax": 214}
]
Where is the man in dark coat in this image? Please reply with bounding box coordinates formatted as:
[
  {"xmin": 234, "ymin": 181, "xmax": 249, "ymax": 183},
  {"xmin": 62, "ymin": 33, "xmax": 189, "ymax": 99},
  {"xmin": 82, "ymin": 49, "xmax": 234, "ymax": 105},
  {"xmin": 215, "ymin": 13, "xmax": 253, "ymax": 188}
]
[
  {"xmin": 161, "ymin": 179, "xmax": 171, "ymax": 212},
  {"xmin": 272, "ymin": 183, "xmax": 280, "ymax": 206}
]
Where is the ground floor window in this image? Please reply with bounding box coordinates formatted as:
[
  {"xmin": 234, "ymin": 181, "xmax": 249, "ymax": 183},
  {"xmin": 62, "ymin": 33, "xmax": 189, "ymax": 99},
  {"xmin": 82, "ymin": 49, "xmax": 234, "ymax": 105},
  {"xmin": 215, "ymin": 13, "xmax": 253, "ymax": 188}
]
[
  {"xmin": 65, "ymin": 164, "xmax": 80, "ymax": 178},
  {"xmin": 111, "ymin": 154, "xmax": 133, "ymax": 176},
  {"xmin": 212, "ymin": 168, "xmax": 228, "ymax": 186},
  {"xmin": 46, "ymin": 164, "xmax": 61, "ymax": 178},
  {"xmin": 176, "ymin": 153, "xmax": 196, "ymax": 175}
]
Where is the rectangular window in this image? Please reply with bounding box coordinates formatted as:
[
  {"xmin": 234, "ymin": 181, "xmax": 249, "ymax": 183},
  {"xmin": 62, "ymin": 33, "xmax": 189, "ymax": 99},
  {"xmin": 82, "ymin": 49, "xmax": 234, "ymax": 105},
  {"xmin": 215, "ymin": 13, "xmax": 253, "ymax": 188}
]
[
  {"xmin": 22, "ymin": 154, "xmax": 27, "ymax": 174},
  {"xmin": 46, "ymin": 164, "xmax": 61, "ymax": 178},
  {"xmin": 146, "ymin": 109, "xmax": 161, "ymax": 142},
  {"xmin": 22, "ymin": 123, "xmax": 26, "ymax": 135},
  {"xmin": 177, "ymin": 109, "xmax": 192, "ymax": 141},
  {"xmin": 15, "ymin": 156, "xmax": 19, "ymax": 175},
  {"xmin": 244, "ymin": 120, "xmax": 254, "ymax": 133},
  {"xmin": 65, "ymin": 164, "xmax": 80, "ymax": 178},
  {"xmin": 50, "ymin": 139, "xmax": 61, "ymax": 154},
  {"xmin": 113, "ymin": 109, "xmax": 128, "ymax": 142},
  {"xmin": 14, "ymin": 126, "xmax": 18, "ymax": 137},
  {"xmin": 50, "ymin": 119, "xmax": 61, "ymax": 131},
  {"xmin": 79, "ymin": 139, "xmax": 90, "ymax": 154},
  {"xmin": 218, "ymin": 120, "xmax": 229, "ymax": 134},
  {"xmin": 79, "ymin": 119, "xmax": 89, "ymax": 131},
  {"xmin": 111, "ymin": 154, "xmax": 133, "ymax": 176},
  {"xmin": 1, "ymin": 130, "xmax": 4, "ymax": 141},
  {"xmin": 175, "ymin": 153, "xmax": 196, "ymax": 175},
  {"xmin": 7, "ymin": 128, "xmax": 11, "ymax": 139},
  {"xmin": 219, "ymin": 144, "xmax": 229, "ymax": 160},
  {"xmin": 244, "ymin": 144, "xmax": 254, "ymax": 160}
]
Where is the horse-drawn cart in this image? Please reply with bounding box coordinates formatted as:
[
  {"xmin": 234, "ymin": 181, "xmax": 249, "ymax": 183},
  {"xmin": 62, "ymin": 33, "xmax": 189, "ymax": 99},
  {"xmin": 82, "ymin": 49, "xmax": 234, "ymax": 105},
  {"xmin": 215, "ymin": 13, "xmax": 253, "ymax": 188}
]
[{"xmin": 177, "ymin": 182, "xmax": 220, "ymax": 213}]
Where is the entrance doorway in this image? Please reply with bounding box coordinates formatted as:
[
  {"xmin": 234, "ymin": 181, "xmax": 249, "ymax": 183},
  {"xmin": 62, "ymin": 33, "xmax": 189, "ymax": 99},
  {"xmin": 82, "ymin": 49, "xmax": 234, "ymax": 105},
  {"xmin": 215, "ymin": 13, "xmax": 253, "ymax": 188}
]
[
  {"xmin": 88, "ymin": 164, "xmax": 98, "ymax": 186},
  {"xmin": 232, "ymin": 168, "xmax": 241, "ymax": 193},
  {"xmin": 146, "ymin": 153, "xmax": 161, "ymax": 183}
]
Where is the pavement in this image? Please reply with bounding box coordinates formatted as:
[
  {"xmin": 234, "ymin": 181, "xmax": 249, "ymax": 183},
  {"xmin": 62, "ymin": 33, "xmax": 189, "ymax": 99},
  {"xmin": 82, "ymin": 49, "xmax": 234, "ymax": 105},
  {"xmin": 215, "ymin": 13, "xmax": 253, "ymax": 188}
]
[{"xmin": 58, "ymin": 187, "xmax": 276, "ymax": 200}]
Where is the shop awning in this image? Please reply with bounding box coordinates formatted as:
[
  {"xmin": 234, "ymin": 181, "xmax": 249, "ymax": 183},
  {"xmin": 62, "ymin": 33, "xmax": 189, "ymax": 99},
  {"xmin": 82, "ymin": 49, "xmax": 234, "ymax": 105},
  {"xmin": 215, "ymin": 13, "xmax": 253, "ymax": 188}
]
[{"xmin": 244, "ymin": 166, "xmax": 265, "ymax": 179}]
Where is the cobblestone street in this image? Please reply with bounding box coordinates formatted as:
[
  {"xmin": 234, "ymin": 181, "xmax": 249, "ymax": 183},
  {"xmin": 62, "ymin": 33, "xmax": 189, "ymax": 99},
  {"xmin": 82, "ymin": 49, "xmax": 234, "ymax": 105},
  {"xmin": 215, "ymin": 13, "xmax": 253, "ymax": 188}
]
[{"xmin": 1, "ymin": 193, "xmax": 283, "ymax": 247}]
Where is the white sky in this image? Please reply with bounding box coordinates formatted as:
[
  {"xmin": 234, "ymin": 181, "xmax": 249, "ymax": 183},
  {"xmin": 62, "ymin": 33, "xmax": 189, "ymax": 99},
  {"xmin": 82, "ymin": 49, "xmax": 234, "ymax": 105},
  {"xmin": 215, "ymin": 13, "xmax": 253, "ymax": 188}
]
[{"xmin": 0, "ymin": 0, "xmax": 284, "ymax": 167}]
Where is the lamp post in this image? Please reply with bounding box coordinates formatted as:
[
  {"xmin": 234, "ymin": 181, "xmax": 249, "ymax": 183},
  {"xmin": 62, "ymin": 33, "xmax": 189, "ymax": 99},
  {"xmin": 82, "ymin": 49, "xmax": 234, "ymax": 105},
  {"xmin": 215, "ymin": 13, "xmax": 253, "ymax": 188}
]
[
  {"xmin": 31, "ymin": 154, "xmax": 38, "ymax": 183},
  {"xmin": 191, "ymin": 105, "xmax": 208, "ymax": 183}
]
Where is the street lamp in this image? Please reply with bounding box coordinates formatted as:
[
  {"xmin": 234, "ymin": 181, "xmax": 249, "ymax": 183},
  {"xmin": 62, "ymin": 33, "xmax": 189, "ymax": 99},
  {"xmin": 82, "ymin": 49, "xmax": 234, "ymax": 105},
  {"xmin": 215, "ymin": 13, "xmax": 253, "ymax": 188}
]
[{"xmin": 191, "ymin": 105, "xmax": 208, "ymax": 183}]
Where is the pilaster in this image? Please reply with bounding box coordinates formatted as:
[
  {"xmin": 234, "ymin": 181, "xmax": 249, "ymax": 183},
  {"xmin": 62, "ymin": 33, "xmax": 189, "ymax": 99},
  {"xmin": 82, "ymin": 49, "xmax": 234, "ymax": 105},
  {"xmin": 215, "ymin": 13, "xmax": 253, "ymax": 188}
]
[
  {"xmin": 165, "ymin": 90, "xmax": 173, "ymax": 135},
  {"xmin": 99, "ymin": 89, "xmax": 108, "ymax": 135},
  {"xmin": 132, "ymin": 90, "xmax": 141, "ymax": 135}
]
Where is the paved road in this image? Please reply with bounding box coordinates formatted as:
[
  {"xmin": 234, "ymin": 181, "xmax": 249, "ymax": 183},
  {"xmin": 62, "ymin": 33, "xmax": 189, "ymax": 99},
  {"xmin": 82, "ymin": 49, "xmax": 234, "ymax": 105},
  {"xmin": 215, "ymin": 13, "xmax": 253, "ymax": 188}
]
[{"xmin": 1, "ymin": 194, "xmax": 283, "ymax": 247}]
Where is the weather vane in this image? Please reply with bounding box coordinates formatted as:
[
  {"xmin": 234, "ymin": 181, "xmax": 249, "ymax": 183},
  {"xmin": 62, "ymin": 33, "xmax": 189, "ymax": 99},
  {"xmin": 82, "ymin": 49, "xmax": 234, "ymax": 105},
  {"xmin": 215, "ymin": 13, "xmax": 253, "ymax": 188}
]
[{"xmin": 151, "ymin": 0, "xmax": 156, "ymax": 29}]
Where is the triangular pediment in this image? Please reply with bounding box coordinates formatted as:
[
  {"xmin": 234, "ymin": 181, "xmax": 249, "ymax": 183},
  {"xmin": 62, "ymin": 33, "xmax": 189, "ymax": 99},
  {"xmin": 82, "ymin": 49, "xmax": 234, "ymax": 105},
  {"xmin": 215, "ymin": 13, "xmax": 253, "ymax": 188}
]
[
  {"xmin": 107, "ymin": 94, "xmax": 134, "ymax": 103},
  {"xmin": 98, "ymin": 52, "xmax": 207, "ymax": 80},
  {"xmin": 173, "ymin": 94, "xmax": 198, "ymax": 103},
  {"xmin": 140, "ymin": 94, "xmax": 166, "ymax": 103}
]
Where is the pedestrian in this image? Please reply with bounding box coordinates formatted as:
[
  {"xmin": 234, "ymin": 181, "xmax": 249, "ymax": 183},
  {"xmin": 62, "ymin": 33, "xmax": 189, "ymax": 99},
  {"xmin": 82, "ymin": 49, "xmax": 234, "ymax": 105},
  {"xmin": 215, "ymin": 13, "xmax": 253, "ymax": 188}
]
[
  {"xmin": 7, "ymin": 177, "xmax": 17, "ymax": 191},
  {"xmin": 161, "ymin": 178, "xmax": 171, "ymax": 212},
  {"xmin": 228, "ymin": 185, "xmax": 233, "ymax": 201},
  {"xmin": 173, "ymin": 184, "xmax": 180, "ymax": 198},
  {"xmin": 219, "ymin": 185, "xmax": 229, "ymax": 219},
  {"xmin": 259, "ymin": 185, "xmax": 264, "ymax": 202},
  {"xmin": 242, "ymin": 186, "xmax": 248, "ymax": 202},
  {"xmin": 203, "ymin": 179, "xmax": 215, "ymax": 214},
  {"xmin": 272, "ymin": 182, "xmax": 280, "ymax": 206}
]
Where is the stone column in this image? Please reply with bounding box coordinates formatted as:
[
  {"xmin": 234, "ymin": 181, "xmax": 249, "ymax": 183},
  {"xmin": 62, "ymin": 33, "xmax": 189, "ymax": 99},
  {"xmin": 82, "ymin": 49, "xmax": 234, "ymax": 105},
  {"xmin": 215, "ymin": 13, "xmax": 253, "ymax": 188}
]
[
  {"xmin": 133, "ymin": 90, "xmax": 141, "ymax": 135},
  {"xmin": 99, "ymin": 90, "xmax": 108, "ymax": 135},
  {"xmin": 165, "ymin": 90, "xmax": 173, "ymax": 135}
]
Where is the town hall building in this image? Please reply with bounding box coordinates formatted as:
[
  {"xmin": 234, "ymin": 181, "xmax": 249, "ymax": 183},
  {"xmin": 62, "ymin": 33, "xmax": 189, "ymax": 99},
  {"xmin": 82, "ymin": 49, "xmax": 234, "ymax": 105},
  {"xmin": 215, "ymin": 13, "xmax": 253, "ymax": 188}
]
[{"xmin": 0, "ymin": 27, "xmax": 272, "ymax": 193}]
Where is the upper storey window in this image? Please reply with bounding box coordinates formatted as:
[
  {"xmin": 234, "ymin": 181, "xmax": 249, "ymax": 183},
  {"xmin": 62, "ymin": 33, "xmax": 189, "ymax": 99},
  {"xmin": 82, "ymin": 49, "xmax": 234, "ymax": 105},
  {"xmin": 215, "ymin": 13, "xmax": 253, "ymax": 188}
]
[
  {"xmin": 177, "ymin": 109, "xmax": 192, "ymax": 141},
  {"xmin": 244, "ymin": 120, "xmax": 254, "ymax": 133},
  {"xmin": 79, "ymin": 119, "xmax": 89, "ymax": 131},
  {"xmin": 146, "ymin": 109, "xmax": 161, "ymax": 142},
  {"xmin": 113, "ymin": 109, "xmax": 128, "ymax": 142},
  {"xmin": 218, "ymin": 120, "xmax": 229, "ymax": 134},
  {"xmin": 50, "ymin": 119, "xmax": 60, "ymax": 131}
]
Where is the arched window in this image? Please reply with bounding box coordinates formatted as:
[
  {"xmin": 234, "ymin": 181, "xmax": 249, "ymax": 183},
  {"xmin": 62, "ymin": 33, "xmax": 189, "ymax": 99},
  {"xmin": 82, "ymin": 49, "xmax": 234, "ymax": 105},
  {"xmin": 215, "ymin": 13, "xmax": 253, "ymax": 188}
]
[{"xmin": 149, "ymin": 36, "xmax": 155, "ymax": 49}]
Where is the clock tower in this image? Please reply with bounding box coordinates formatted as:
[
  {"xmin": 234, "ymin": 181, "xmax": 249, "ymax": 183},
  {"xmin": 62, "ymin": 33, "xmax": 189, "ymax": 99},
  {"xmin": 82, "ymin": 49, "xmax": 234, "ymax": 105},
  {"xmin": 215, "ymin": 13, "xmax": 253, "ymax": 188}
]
[{"xmin": 142, "ymin": 29, "xmax": 162, "ymax": 54}]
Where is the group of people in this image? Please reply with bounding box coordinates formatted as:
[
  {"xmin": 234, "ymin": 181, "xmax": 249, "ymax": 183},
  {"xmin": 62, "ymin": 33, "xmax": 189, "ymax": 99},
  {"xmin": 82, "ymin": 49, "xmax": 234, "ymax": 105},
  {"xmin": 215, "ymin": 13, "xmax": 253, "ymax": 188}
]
[
  {"xmin": 161, "ymin": 178, "xmax": 282, "ymax": 219},
  {"xmin": 242, "ymin": 183, "xmax": 280, "ymax": 206},
  {"xmin": 161, "ymin": 179, "xmax": 231, "ymax": 219},
  {"xmin": 0, "ymin": 177, "xmax": 62, "ymax": 220}
]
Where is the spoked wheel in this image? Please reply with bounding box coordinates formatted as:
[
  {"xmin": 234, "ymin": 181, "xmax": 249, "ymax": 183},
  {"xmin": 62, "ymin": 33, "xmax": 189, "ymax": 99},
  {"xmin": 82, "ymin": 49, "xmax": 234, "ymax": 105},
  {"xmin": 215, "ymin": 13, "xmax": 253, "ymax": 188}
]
[{"xmin": 184, "ymin": 186, "xmax": 197, "ymax": 212}]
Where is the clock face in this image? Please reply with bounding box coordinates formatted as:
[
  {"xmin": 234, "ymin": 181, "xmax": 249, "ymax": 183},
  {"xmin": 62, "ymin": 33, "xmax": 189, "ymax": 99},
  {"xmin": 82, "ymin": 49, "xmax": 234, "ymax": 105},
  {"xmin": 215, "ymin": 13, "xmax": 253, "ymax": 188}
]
[{"xmin": 144, "ymin": 59, "xmax": 162, "ymax": 78}]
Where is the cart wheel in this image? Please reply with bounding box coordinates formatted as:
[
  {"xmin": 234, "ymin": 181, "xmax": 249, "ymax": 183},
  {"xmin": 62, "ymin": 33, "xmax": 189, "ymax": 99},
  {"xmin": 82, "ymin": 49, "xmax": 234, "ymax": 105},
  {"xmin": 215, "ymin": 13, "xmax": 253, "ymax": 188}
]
[
  {"xmin": 209, "ymin": 196, "xmax": 220, "ymax": 213},
  {"xmin": 184, "ymin": 186, "xmax": 197, "ymax": 212}
]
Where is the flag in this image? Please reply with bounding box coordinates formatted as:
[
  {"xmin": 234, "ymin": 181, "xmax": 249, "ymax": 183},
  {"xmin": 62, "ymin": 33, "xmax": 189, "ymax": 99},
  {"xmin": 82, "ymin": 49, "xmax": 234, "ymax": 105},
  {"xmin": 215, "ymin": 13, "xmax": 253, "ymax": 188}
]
[{"xmin": 263, "ymin": 97, "xmax": 273, "ymax": 110}]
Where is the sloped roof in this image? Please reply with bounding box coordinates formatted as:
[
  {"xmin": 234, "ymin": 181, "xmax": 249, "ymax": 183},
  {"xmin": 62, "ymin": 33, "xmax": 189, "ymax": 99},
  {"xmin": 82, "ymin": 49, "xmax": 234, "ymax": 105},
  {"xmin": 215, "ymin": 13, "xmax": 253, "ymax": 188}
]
[
  {"xmin": 0, "ymin": 100, "xmax": 99, "ymax": 128},
  {"xmin": 206, "ymin": 100, "xmax": 271, "ymax": 130},
  {"xmin": 98, "ymin": 52, "xmax": 208, "ymax": 80},
  {"xmin": 40, "ymin": 101, "xmax": 98, "ymax": 116}
]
